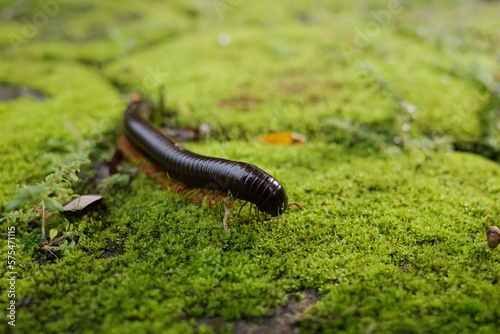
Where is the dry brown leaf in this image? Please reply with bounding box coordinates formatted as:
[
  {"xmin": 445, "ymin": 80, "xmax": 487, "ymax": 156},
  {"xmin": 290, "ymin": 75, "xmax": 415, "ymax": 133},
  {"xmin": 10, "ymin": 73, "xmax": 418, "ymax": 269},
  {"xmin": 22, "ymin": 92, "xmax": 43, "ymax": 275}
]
[
  {"xmin": 63, "ymin": 195, "xmax": 103, "ymax": 212},
  {"xmin": 160, "ymin": 123, "xmax": 211, "ymax": 142},
  {"xmin": 258, "ymin": 132, "xmax": 307, "ymax": 145}
]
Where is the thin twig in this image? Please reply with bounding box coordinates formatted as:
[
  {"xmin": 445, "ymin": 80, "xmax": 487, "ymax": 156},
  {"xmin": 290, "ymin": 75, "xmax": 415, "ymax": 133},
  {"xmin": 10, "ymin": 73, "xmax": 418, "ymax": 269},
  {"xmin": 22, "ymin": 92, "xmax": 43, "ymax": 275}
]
[
  {"xmin": 43, "ymin": 246, "xmax": 58, "ymax": 259},
  {"xmin": 223, "ymin": 204, "xmax": 230, "ymax": 235},
  {"xmin": 40, "ymin": 231, "xmax": 79, "ymax": 258},
  {"xmin": 46, "ymin": 232, "xmax": 77, "ymax": 247},
  {"xmin": 41, "ymin": 200, "xmax": 46, "ymax": 244}
]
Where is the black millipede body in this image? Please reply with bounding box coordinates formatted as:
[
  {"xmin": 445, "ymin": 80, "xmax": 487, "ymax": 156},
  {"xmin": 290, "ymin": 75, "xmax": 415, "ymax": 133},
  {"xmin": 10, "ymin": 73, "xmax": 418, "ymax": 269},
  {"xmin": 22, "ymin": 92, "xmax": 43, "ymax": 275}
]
[{"xmin": 123, "ymin": 101, "xmax": 289, "ymax": 216}]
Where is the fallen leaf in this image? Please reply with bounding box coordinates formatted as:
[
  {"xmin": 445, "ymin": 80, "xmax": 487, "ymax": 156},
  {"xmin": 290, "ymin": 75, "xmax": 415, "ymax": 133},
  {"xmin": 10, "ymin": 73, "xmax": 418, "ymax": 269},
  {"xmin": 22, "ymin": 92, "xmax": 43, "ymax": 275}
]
[
  {"xmin": 109, "ymin": 150, "xmax": 124, "ymax": 175},
  {"xmin": 63, "ymin": 195, "xmax": 103, "ymax": 212},
  {"xmin": 91, "ymin": 162, "xmax": 111, "ymax": 187},
  {"xmin": 160, "ymin": 123, "xmax": 211, "ymax": 141},
  {"xmin": 259, "ymin": 132, "xmax": 307, "ymax": 144},
  {"xmin": 91, "ymin": 150, "xmax": 124, "ymax": 187}
]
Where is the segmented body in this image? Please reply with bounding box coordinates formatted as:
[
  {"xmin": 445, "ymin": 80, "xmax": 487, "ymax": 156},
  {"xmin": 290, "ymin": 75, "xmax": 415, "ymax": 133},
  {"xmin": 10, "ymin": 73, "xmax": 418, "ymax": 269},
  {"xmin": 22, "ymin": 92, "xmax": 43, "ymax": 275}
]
[{"xmin": 122, "ymin": 101, "xmax": 289, "ymax": 216}]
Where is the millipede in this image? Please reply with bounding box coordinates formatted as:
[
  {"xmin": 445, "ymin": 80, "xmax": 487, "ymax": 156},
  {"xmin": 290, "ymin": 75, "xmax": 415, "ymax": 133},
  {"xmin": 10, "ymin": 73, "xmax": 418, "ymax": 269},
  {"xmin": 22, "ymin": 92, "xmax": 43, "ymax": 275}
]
[{"xmin": 118, "ymin": 98, "xmax": 300, "ymax": 233}]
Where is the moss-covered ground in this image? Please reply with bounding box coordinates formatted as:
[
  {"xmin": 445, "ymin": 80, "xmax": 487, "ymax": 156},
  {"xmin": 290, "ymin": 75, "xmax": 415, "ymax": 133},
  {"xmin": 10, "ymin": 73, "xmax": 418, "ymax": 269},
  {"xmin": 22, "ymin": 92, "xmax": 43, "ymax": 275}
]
[{"xmin": 1, "ymin": 0, "xmax": 500, "ymax": 333}]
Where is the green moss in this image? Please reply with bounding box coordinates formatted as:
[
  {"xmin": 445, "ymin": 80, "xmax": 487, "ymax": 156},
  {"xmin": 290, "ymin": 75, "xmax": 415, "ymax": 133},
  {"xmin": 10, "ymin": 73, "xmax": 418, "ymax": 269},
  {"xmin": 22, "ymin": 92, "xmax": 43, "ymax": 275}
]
[
  {"xmin": 1, "ymin": 0, "xmax": 500, "ymax": 333},
  {"xmin": 0, "ymin": 60, "xmax": 120, "ymax": 206},
  {"xmin": 3, "ymin": 143, "xmax": 500, "ymax": 333}
]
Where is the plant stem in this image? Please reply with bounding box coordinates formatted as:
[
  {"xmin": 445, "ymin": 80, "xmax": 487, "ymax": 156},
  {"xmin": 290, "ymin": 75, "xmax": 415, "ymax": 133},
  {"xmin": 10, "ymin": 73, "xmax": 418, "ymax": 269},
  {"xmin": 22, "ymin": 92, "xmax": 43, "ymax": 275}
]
[{"xmin": 41, "ymin": 199, "xmax": 47, "ymax": 244}]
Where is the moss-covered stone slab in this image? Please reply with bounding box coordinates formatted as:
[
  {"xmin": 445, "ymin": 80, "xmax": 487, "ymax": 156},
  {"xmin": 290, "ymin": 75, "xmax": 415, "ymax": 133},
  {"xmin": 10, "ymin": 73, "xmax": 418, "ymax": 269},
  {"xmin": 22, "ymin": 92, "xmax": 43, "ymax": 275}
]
[
  {"xmin": 4, "ymin": 144, "xmax": 500, "ymax": 333},
  {"xmin": 103, "ymin": 24, "xmax": 496, "ymax": 146},
  {"xmin": 0, "ymin": 60, "xmax": 120, "ymax": 205}
]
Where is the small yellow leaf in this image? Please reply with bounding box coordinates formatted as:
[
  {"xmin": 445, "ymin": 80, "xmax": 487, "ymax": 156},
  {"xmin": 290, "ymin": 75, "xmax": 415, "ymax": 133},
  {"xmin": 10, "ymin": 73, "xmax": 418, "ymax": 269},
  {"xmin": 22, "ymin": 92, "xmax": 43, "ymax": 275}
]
[
  {"xmin": 49, "ymin": 228, "xmax": 58, "ymax": 240},
  {"xmin": 258, "ymin": 132, "xmax": 307, "ymax": 145}
]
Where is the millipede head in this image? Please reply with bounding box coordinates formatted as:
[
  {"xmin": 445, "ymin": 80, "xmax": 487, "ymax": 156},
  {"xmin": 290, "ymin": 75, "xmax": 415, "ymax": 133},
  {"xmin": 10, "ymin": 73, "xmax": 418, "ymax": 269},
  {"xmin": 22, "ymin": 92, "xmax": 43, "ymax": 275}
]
[{"xmin": 257, "ymin": 185, "xmax": 288, "ymax": 216}]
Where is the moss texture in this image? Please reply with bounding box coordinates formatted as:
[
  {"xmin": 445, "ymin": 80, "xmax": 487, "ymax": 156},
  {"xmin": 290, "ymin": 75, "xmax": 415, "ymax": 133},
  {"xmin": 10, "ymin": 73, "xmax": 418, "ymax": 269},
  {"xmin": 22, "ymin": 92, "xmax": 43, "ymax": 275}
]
[{"xmin": 1, "ymin": 0, "xmax": 500, "ymax": 333}]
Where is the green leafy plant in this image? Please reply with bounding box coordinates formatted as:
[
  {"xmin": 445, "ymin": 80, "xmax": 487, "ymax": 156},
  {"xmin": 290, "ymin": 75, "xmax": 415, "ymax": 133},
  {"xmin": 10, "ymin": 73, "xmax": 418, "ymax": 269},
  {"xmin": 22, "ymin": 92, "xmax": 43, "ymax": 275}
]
[
  {"xmin": 4, "ymin": 158, "xmax": 88, "ymax": 256},
  {"xmin": 42, "ymin": 220, "xmax": 86, "ymax": 256}
]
